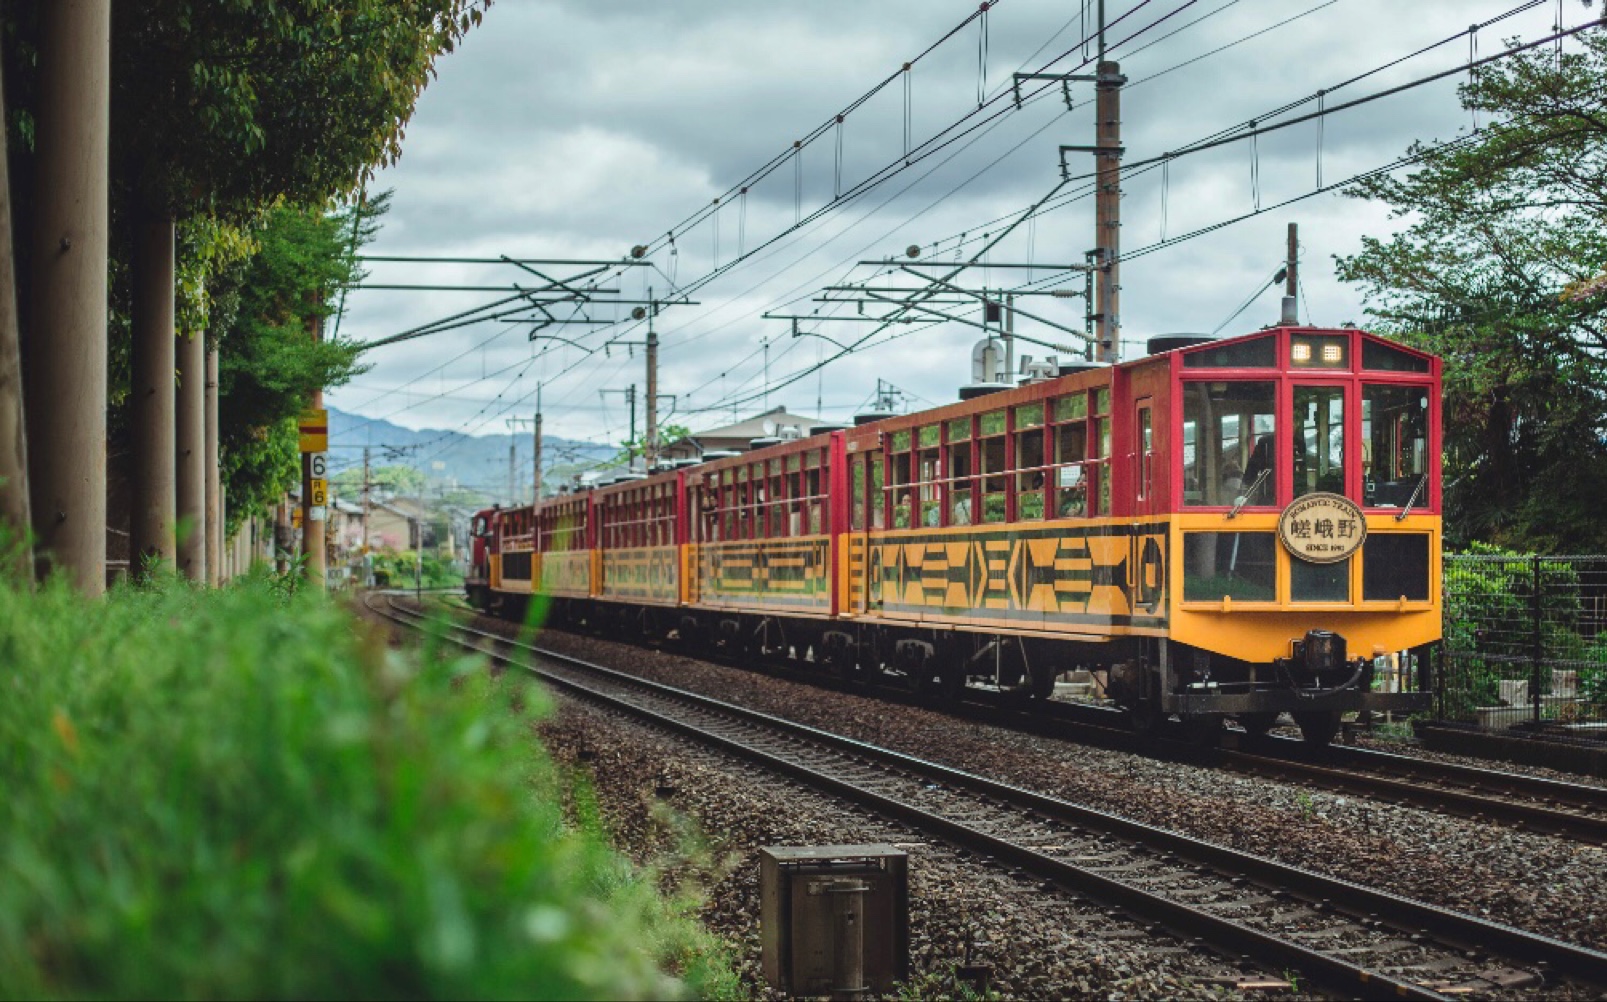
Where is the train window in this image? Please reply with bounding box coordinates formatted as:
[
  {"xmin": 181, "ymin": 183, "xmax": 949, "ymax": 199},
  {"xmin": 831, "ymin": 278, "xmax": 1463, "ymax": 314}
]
[
  {"xmin": 1291, "ymin": 556, "xmax": 1350, "ymax": 602},
  {"xmin": 870, "ymin": 454, "xmax": 886, "ymax": 529},
  {"xmin": 1183, "ymin": 532, "xmax": 1277, "ymax": 602},
  {"xmin": 948, "ymin": 437, "xmax": 973, "ymax": 525},
  {"xmin": 980, "ymin": 409, "xmax": 1006, "ymax": 437},
  {"xmin": 1183, "ymin": 335, "xmax": 1276, "ymax": 368},
  {"xmin": 947, "ymin": 417, "xmax": 971, "ymax": 442},
  {"xmin": 851, "ymin": 459, "xmax": 867, "ymax": 530},
  {"xmin": 787, "ymin": 453, "xmax": 801, "ymax": 472},
  {"xmin": 1363, "ymin": 534, "xmax": 1430, "ymax": 601},
  {"xmin": 1053, "ymin": 421, "xmax": 1088, "ymax": 518},
  {"xmin": 1363, "ymin": 338, "xmax": 1430, "ymax": 373},
  {"xmin": 1093, "ymin": 388, "xmax": 1110, "ymax": 416},
  {"xmin": 769, "ymin": 466, "xmax": 785, "ymax": 537},
  {"xmin": 890, "ymin": 429, "xmax": 912, "ymax": 453},
  {"xmin": 1294, "ymin": 385, "xmax": 1346, "ymax": 498},
  {"xmin": 1182, "ymin": 382, "xmax": 1276, "ymax": 507},
  {"xmin": 807, "ymin": 468, "xmax": 824, "ymax": 534},
  {"xmin": 1016, "ymin": 421, "xmax": 1045, "ymax": 520},
  {"xmin": 980, "ymin": 422, "xmax": 1007, "ymax": 524},
  {"xmin": 787, "ymin": 466, "xmax": 803, "ymax": 536},
  {"xmin": 1014, "ymin": 402, "xmax": 1044, "ymax": 429},
  {"xmin": 918, "ymin": 424, "xmax": 940, "ymax": 449},
  {"xmin": 890, "ymin": 440, "xmax": 913, "ymax": 528},
  {"xmin": 918, "ymin": 441, "xmax": 941, "ymax": 528},
  {"xmin": 1362, "ymin": 384, "xmax": 1429, "ymax": 510},
  {"xmin": 1054, "ymin": 393, "xmax": 1086, "ymax": 422}
]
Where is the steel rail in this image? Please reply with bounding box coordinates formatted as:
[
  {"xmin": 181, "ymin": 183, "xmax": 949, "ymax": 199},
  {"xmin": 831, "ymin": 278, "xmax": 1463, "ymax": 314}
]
[
  {"xmin": 375, "ymin": 594, "xmax": 1607, "ymax": 997},
  {"xmin": 1220, "ymin": 742, "xmax": 1607, "ymax": 846}
]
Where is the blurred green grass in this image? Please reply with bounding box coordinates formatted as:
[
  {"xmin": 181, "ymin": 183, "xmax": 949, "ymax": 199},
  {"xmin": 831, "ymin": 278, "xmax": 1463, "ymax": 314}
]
[{"xmin": 0, "ymin": 572, "xmax": 739, "ymax": 1000}]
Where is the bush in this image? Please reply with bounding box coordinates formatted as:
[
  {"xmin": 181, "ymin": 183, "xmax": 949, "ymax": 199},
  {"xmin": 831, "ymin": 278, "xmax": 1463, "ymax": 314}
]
[
  {"xmin": 372, "ymin": 550, "xmax": 463, "ymax": 590},
  {"xmin": 0, "ymin": 574, "xmax": 736, "ymax": 1000}
]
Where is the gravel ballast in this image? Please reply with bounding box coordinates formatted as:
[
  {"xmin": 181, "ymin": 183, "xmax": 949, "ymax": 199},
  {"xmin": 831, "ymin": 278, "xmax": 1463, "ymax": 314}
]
[{"xmin": 470, "ymin": 614, "xmax": 1607, "ymax": 954}]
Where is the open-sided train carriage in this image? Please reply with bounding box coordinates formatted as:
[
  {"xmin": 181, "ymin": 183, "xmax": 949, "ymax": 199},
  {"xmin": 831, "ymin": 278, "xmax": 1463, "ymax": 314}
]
[{"xmin": 466, "ymin": 325, "xmax": 1440, "ymax": 745}]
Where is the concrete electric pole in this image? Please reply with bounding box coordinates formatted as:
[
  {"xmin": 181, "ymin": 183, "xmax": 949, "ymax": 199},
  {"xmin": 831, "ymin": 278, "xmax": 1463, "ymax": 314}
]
[
  {"xmin": 176, "ymin": 330, "xmax": 205, "ymax": 582},
  {"xmin": 25, "ymin": 0, "xmax": 111, "ymax": 593},
  {"xmin": 1092, "ymin": 60, "xmax": 1123, "ymax": 362}
]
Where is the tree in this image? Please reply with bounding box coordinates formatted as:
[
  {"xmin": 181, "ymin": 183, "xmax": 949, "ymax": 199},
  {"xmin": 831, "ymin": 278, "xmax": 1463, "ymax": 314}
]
[
  {"xmin": 213, "ymin": 201, "xmax": 374, "ymax": 533},
  {"xmin": 1335, "ymin": 20, "xmax": 1607, "ymax": 550}
]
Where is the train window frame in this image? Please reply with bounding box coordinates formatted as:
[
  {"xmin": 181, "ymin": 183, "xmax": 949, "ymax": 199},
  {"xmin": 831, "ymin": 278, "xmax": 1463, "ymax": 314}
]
[
  {"xmin": 978, "ymin": 409, "xmax": 1008, "ymax": 524},
  {"xmin": 1180, "ymin": 380, "xmax": 1278, "ymax": 510},
  {"xmin": 945, "ymin": 415, "xmax": 975, "ymax": 526},
  {"xmin": 1049, "ymin": 392, "xmax": 1090, "ymax": 519}
]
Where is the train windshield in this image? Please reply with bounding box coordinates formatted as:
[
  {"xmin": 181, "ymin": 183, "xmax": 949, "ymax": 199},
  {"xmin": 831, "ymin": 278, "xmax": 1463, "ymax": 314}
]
[{"xmin": 1181, "ymin": 382, "xmax": 1276, "ymax": 507}]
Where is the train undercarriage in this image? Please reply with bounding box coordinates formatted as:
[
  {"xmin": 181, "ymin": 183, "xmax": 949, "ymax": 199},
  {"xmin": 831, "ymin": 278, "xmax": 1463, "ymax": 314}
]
[{"xmin": 476, "ymin": 589, "xmax": 1430, "ymax": 747}]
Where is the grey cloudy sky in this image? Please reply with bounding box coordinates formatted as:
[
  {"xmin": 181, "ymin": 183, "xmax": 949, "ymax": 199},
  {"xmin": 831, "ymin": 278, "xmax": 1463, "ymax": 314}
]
[{"xmin": 330, "ymin": 0, "xmax": 1581, "ymax": 454}]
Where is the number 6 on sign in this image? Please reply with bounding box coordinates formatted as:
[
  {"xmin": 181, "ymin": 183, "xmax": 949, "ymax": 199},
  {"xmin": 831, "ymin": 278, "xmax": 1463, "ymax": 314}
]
[{"xmin": 310, "ymin": 453, "xmax": 327, "ymax": 479}]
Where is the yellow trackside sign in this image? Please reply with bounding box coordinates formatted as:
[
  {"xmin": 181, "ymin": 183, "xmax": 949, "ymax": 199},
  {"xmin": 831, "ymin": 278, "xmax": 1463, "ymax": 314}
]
[{"xmin": 298, "ymin": 409, "xmax": 328, "ymax": 452}]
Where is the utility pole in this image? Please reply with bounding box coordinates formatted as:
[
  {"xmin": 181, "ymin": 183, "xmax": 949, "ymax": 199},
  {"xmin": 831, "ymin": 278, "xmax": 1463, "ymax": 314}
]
[
  {"xmin": 1093, "ymin": 59, "xmax": 1123, "ymax": 362},
  {"xmin": 533, "ymin": 385, "xmax": 543, "ymax": 501},
  {"xmin": 507, "ymin": 429, "xmax": 517, "ymax": 505},
  {"xmin": 645, "ymin": 316, "xmax": 659, "ymax": 467},
  {"xmin": 129, "ymin": 210, "xmax": 176, "ymax": 576},
  {"xmin": 0, "ymin": 61, "xmax": 31, "ymax": 581},
  {"xmin": 205, "ymin": 345, "xmax": 220, "ymax": 585},
  {"xmin": 300, "ymin": 315, "xmax": 326, "ymax": 588},
  {"xmin": 361, "ymin": 446, "xmax": 371, "ymax": 558},
  {"xmin": 176, "ymin": 330, "xmax": 205, "ymax": 581},
  {"xmin": 1281, "ymin": 222, "xmax": 1299, "ymax": 324},
  {"xmin": 26, "ymin": 0, "xmax": 111, "ymax": 593},
  {"xmin": 627, "ymin": 385, "xmax": 637, "ymax": 465}
]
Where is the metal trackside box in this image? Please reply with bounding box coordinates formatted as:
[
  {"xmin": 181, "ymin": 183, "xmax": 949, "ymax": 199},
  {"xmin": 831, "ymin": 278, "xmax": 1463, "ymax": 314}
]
[{"xmin": 760, "ymin": 845, "xmax": 909, "ymax": 997}]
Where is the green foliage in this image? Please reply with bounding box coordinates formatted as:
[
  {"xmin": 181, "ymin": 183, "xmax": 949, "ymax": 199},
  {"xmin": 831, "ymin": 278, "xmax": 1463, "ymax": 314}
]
[
  {"xmin": 1335, "ymin": 27, "xmax": 1607, "ymax": 550},
  {"xmin": 215, "ymin": 200, "xmax": 377, "ymax": 533},
  {"xmin": 108, "ymin": 0, "xmax": 493, "ymax": 214},
  {"xmin": 372, "ymin": 550, "xmax": 462, "ymax": 590},
  {"xmin": 1441, "ymin": 543, "xmax": 1598, "ymax": 717},
  {"xmin": 334, "ymin": 463, "xmax": 427, "ymax": 497},
  {"xmin": 0, "ymin": 575, "xmax": 734, "ymax": 999}
]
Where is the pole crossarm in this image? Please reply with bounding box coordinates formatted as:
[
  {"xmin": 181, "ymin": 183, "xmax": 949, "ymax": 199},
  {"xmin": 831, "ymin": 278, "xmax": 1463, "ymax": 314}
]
[
  {"xmin": 858, "ymin": 291, "xmax": 1082, "ymax": 354},
  {"xmin": 894, "ymin": 266, "xmax": 1092, "ymax": 342},
  {"xmin": 862, "ymin": 259, "xmax": 1094, "ymax": 272},
  {"xmin": 1011, "ymin": 71, "xmax": 1095, "ymax": 109}
]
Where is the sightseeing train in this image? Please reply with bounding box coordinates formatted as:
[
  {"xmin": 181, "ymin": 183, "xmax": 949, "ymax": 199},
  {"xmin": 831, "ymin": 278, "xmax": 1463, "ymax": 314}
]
[{"xmin": 465, "ymin": 325, "xmax": 1441, "ymax": 745}]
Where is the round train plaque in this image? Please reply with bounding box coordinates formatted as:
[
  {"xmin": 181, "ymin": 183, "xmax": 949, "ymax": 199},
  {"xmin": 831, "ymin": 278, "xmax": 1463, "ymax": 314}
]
[{"xmin": 1277, "ymin": 492, "xmax": 1366, "ymax": 564}]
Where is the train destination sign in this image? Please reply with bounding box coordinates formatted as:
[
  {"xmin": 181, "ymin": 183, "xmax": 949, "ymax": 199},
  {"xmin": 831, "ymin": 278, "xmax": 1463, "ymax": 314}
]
[{"xmin": 1277, "ymin": 492, "xmax": 1366, "ymax": 564}]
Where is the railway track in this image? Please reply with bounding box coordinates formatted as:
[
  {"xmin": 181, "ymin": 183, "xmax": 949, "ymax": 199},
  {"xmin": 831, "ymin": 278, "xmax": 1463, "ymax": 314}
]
[
  {"xmin": 375, "ymin": 592, "xmax": 1607, "ymax": 1000},
  {"xmin": 447, "ymin": 592, "xmax": 1607, "ymax": 849},
  {"xmin": 1220, "ymin": 738, "xmax": 1607, "ymax": 847}
]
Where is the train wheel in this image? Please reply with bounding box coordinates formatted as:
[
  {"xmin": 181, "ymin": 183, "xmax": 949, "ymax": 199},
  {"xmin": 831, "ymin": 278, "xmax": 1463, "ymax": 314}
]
[
  {"xmin": 1293, "ymin": 710, "xmax": 1342, "ymax": 747},
  {"xmin": 1027, "ymin": 663, "xmax": 1059, "ymax": 703},
  {"xmin": 1128, "ymin": 698, "xmax": 1166, "ymax": 735},
  {"xmin": 926, "ymin": 665, "xmax": 965, "ymax": 701},
  {"xmin": 1237, "ymin": 712, "xmax": 1279, "ymax": 737}
]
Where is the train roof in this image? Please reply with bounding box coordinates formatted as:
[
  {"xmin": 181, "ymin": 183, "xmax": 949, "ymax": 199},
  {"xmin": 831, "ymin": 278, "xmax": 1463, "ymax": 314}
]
[{"xmin": 513, "ymin": 325, "xmax": 1434, "ymax": 513}]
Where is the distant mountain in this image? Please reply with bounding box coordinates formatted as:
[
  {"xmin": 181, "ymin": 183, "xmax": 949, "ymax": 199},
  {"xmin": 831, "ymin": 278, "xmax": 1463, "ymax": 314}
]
[{"xmin": 328, "ymin": 406, "xmax": 615, "ymax": 502}]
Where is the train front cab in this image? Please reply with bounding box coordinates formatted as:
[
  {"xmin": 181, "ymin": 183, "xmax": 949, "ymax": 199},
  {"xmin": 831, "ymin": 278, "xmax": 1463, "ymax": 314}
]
[{"xmin": 1154, "ymin": 328, "xmax": 1440, "ymax": 742}]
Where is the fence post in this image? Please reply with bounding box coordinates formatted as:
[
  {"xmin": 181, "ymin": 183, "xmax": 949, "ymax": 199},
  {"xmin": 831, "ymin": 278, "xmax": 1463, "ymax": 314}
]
[{"xmin": 1531, "ymin": 554, "xmax": 1543, "ymax": 729}]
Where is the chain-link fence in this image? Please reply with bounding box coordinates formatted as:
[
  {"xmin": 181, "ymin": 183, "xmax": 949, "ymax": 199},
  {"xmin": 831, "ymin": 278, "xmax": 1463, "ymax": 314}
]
[{"xmin": 1439, "ymin": 554, "xmax": 1607, "ymax": 737}]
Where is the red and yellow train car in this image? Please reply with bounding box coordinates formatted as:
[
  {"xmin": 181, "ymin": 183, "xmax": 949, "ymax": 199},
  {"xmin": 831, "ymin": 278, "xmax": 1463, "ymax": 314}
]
[{"xmin": 467, "ymin": 325, "xmax": 1439, "ymax": 745}]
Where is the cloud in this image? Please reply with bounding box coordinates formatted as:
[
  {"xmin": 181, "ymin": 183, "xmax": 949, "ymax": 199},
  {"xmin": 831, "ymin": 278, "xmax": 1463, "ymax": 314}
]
[{"xmin": 331, "ymin": 0, "xmax": 1570, "ymax": 443}]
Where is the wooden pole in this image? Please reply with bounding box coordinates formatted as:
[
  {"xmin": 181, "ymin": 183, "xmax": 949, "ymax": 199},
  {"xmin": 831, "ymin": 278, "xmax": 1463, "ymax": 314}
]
[
  {"xmin": 25, "ymin": 0, "xmax": 111, "ymax": 594},
  {"xmin": 1093, "ymin": 61, "xmax": 1122, "ymax": 362},
  {"xmin": 0, "ymin": 64, "xmax": 31, "ymax": 579},
  {"xmin": 128, "ymin": 211, "xmax": 175, "ymax": 575},
  {"xmin": 204, "ymin": 344, "xmax": 220, "ymax": 585}
]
